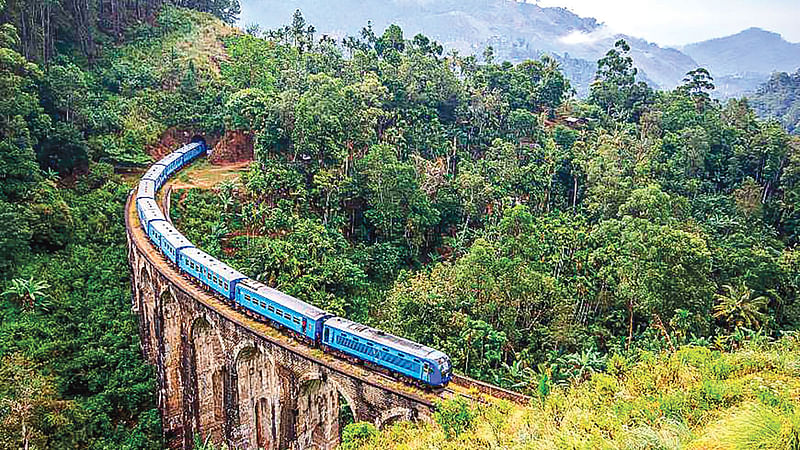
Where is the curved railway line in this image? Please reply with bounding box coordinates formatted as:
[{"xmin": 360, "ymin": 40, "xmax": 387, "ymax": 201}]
[{"xmin": 127, "ymin": 146, "xmax": 531, "ymax": 430}]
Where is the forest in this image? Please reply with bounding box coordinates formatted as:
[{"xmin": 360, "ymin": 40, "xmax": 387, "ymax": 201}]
[
  {"xmin": 1, "ymin": 0, "xmax": 800, "ymax": 448},
  {"xmin": 752, "ymin": 69, "xmax": 800, "ymax": 135}
]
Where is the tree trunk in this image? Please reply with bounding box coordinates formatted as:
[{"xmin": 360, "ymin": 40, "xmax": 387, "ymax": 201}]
[
  {"xmin": 626, "ymin": 299, "xmax": 633, "ymax": 350},
  {"xmin": 572, "ymin": 174, "xmax": 578, "ymax": 209},
  {"xmin": 22, "ymin": 417, "xmax": 28, "ymax": 450}
]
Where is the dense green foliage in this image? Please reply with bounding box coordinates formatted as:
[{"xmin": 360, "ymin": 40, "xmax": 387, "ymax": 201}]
[
  {"xmin": 2, "ymin": 1, "xmax": 800, "ymax": 447},
  {"xmin": 751, "ymin": 70, "xmax": 800, "ymax": 135},
  {"xmin": 0, "ymin": 5, "xmax": 237, "ymax": 448},
  {"xmin": 172, "ymin": 14, "xmax": 800, "ymax": 398}
]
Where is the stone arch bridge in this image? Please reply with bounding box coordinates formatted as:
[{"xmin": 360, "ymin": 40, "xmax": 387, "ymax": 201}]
[{"xmin": 125, "ymin": 194, "xmax": 442, "ymax": 449}]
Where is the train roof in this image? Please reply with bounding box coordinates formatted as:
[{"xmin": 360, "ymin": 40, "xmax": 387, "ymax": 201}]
[
  {"xmin": 137, "ymin": 179, "xmax": 156, "ymax": 200},
  {"xmin": 325, "ymin": 316, "xmax": 446, "ymax": 360},
  {"xmin": 239, "ymin": 278, "xmax": 331, "ymax": 320},
  {"xmin": 158, "ymin": 151, "xmax": 183, "ymax": 167},
  {"xmin": 181, "ymin": 248, "xmax": 247, "ymax": 283},
  {"xmin": 137, "ymin": 198, "xmax": 166, "ymax": 225},
  {"xmin": 142, "ymin": 164, "xmax": 166, "ymax": 182},
  {"xmin": 176, "ymin": 142, "xmax": 202, "ymax": 155},
  {"xmin": 151, "ymin": 221, "xmax": 194, "ymax": 251}
]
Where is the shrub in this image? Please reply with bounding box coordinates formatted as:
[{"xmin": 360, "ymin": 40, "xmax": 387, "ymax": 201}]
[
  {"xmin": 341, "ymin": 422, "xmax": 378, "ymax": 449},
  {"xmin": 434, "ymin": 396, "xmax": 476, "ymax": 439}
]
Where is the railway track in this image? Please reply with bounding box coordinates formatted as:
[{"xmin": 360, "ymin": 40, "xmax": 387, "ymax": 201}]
[{"xmin": 450, "ymin": 374, "xmax": 532, "ymax": 405}]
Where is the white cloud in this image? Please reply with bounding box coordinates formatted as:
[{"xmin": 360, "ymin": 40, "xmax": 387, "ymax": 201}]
[
  {"xmin": 536, "ymin": 0, "xmax": 800, "ymax": 45},
  {"xmin": 558, "ymin": 26, "xmax": 616, "ymax": 45}
]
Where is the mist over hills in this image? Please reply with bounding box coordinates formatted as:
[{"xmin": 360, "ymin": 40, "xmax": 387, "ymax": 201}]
[{"xmin": 240, "ymin": 0, "xmax": 800, "ymax": 98}]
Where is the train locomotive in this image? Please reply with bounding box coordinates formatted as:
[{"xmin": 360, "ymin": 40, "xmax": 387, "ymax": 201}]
[{"xmin": 134, "ymin": 141, "xmax": 452, "ymax": 388}]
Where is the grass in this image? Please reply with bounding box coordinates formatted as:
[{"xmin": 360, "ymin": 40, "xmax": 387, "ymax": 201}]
[
  {"xmin": 350, "ymin": 335, "xmax": 800, "ymax": 449},
  {"xmin": 169, "ymin": 159, "xmax": 250, "ymax": 190}
]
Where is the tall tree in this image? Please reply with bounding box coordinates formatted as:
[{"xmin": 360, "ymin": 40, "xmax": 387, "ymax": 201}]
[{"xmin": 589, "ymin": 39, "xmax": 653, "ymax": 122}]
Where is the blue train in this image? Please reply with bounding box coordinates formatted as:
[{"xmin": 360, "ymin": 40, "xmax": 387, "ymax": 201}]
[{"xmin": 134, "ymin": 141, "xmax": 452, "ymax": 388}]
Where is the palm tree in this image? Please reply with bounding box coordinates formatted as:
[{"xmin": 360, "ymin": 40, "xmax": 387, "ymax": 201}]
[
  {"xmin": 562, "ymin": 348, "xmax": 606, "ymax": 382},
  {"xmin": 713, "ymin": 284, "xmax": 769, "ymax": 331},
  {"xmin": 2, "ymin": 278, "xmax": 50, "ymax": 311}
]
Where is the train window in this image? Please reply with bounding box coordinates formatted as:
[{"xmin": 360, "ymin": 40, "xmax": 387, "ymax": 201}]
[
  {"xmin": 293, "ymin": 318, "xmax": 300, "ymax": 324},
  {"xmin": 267, "ymin": 306, "xmax": 275, "ymax": 312},
  {"xmin": 260, "ymin": 301, "xmax": 266, "ymax": 308},
  {"xmin": 398, "ymin": 353, "xmax": 405, "ymax": 358},
  {"xmin": 413, "ymin": 359, "xmax": 420, "ymax": 363},
  {"xmin": 245, "ymin": 294, "xmax": 251, "ymax": 302},
  {"xmin": 223, "ymin": 283, "xmax": 228, "ymax": 291},
  {"xmin": 366, "ymin": 342, "xmax": 374, "ymax": 347},
  {"xmin": 382, "ymin": 347, "xmax": 389, "ymax": 352}
]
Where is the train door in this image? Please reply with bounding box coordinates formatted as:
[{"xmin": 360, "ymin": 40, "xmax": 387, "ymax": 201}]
[
  {"xmin": 422, "ymin": 362, "xmax": 431, "ymax": 383},
  {"xmin": 323, "ymin": 327, "xmax": 330, "ymax": 343}
]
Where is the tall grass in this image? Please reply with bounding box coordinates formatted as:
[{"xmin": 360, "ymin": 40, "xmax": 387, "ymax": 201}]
[{"xmin": 355, "ymin": 335, "xmax": 800, "ymax": 449}]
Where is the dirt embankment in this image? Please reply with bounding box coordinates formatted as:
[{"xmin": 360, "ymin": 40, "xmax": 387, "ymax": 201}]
[
  {"xmin": 209, "ymin": 130, "xmax": 254, "ymax": 164},
  {"xmin": 147, "ymin": 129, "xmax": 253, "ymax": 165}
]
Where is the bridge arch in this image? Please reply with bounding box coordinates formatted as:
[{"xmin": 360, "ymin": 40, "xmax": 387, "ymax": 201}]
[
  {"xmin": 233, "ymin": 343, "xmax": 275, "ymax": 449},
  {"xmin": 190, "ymin": 315, "xmax": 228, "ymax": 444},
  {"xmin": 136, "ymin": 265, "xmax": 156, "ymax": 359},
  {"xmin": 376, "ymin": 407, "xmax": 416, "ymax": 430}
]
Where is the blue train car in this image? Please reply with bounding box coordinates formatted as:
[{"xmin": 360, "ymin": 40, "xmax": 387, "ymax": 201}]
[
  {"xmin": 136, "ymin": 198, "xmax": 165, "ymax": 234},
  {"xmin": 182, "ymin": 142, "xmax": 206, "ymax": 161},
  {"xmin": 178, "ymin": 248, "xmax": 246, "ymax": 300},
  {"xmin": 142, "ymin": 163, "xmax": 167, "ymax": 190},
  {"xmin": 175, "ymin": 142, "xmax": 204, "ymax": 162},
  {"xmin": 151, "ymin": 221, "xmax": 194, "ymax": 264},
  {"xmin": 137, "ymin": 179, "xmax": 156, "ymax": 202},
  {"xmin": 322, "ymin": 317, "xmax": 453, "ymax": 387},
  {"xmin": 158, "ymin": 152, "xmax": 184, "ymax": 180},
  {"xmin": 235, "ymin": 279, "xmax": 332, "ymax": 341}
]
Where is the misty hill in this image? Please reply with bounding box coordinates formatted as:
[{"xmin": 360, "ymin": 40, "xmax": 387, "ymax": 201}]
[
  {"xmin": 241, "ymin": 0, "xmax": 699, "ymax": 94},
  {"xmin": 240, "ymin": 0, "xmax": 797, "ymax": 98},
  {"xmin": 683, "ymin": 28, "xmax": 800, "ymax": 77}
]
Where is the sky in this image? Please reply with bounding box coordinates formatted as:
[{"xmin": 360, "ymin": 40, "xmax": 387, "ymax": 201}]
[{"xmin": 535, "ymin": 0, "xmax": 800, "ymax": 46}]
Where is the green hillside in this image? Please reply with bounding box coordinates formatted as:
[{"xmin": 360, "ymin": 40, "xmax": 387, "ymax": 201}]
[{"xmin": 1, "ymin": 1, "xmax": 800, "ymax": 448}]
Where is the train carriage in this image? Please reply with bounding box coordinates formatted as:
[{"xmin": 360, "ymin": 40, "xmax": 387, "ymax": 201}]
[
  {"xmin": 178, "ymin": 248, "xmax": 246, "ymax": 300},
  {"xmin": 136, "ymin": 198, "xmax": 166, "ymax": 235},
  {"xmin": 151, "ymin": 221, "xmax": 194, "ymax": 264},
  {"xmin": 142, "ymin": 163, "xmax": 167, "ymax": 190},
  {"xmin": 235, "ymin": 279, "xmax": 332, "ymax": 342},
  {"xmin": 183, "ymin": 142, "xmax": 206, "ymax": 161},
  {"xmin": 137, "ymin": 179, "xmax": 156, "ymax": 202},
  {"xmin": 157, "ymin": 152, "xmax": 185, "ymax": 182},
  {"xmin": 322, "ymin": 317, "xmax": 452, "ymax": 387},
  {"xmin": 175, "ymin": 142, "xmax": 205, "ymax": 162}
]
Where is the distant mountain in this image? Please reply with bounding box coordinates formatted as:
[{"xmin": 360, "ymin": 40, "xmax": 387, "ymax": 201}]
[
  {"xmin": 750, "ymin": 70, "xmax": 800, "ymax": 135},
  {"xmin": 241, "ymin": 0, "xmax": 698, "ymax": 95},
  {"xmin": 683, "ymin": 28, "xmax": 800, "ymax": 78},
  {"xmin": 239, "ymin": 0, "xmax": 796, "ymax": 98}
]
